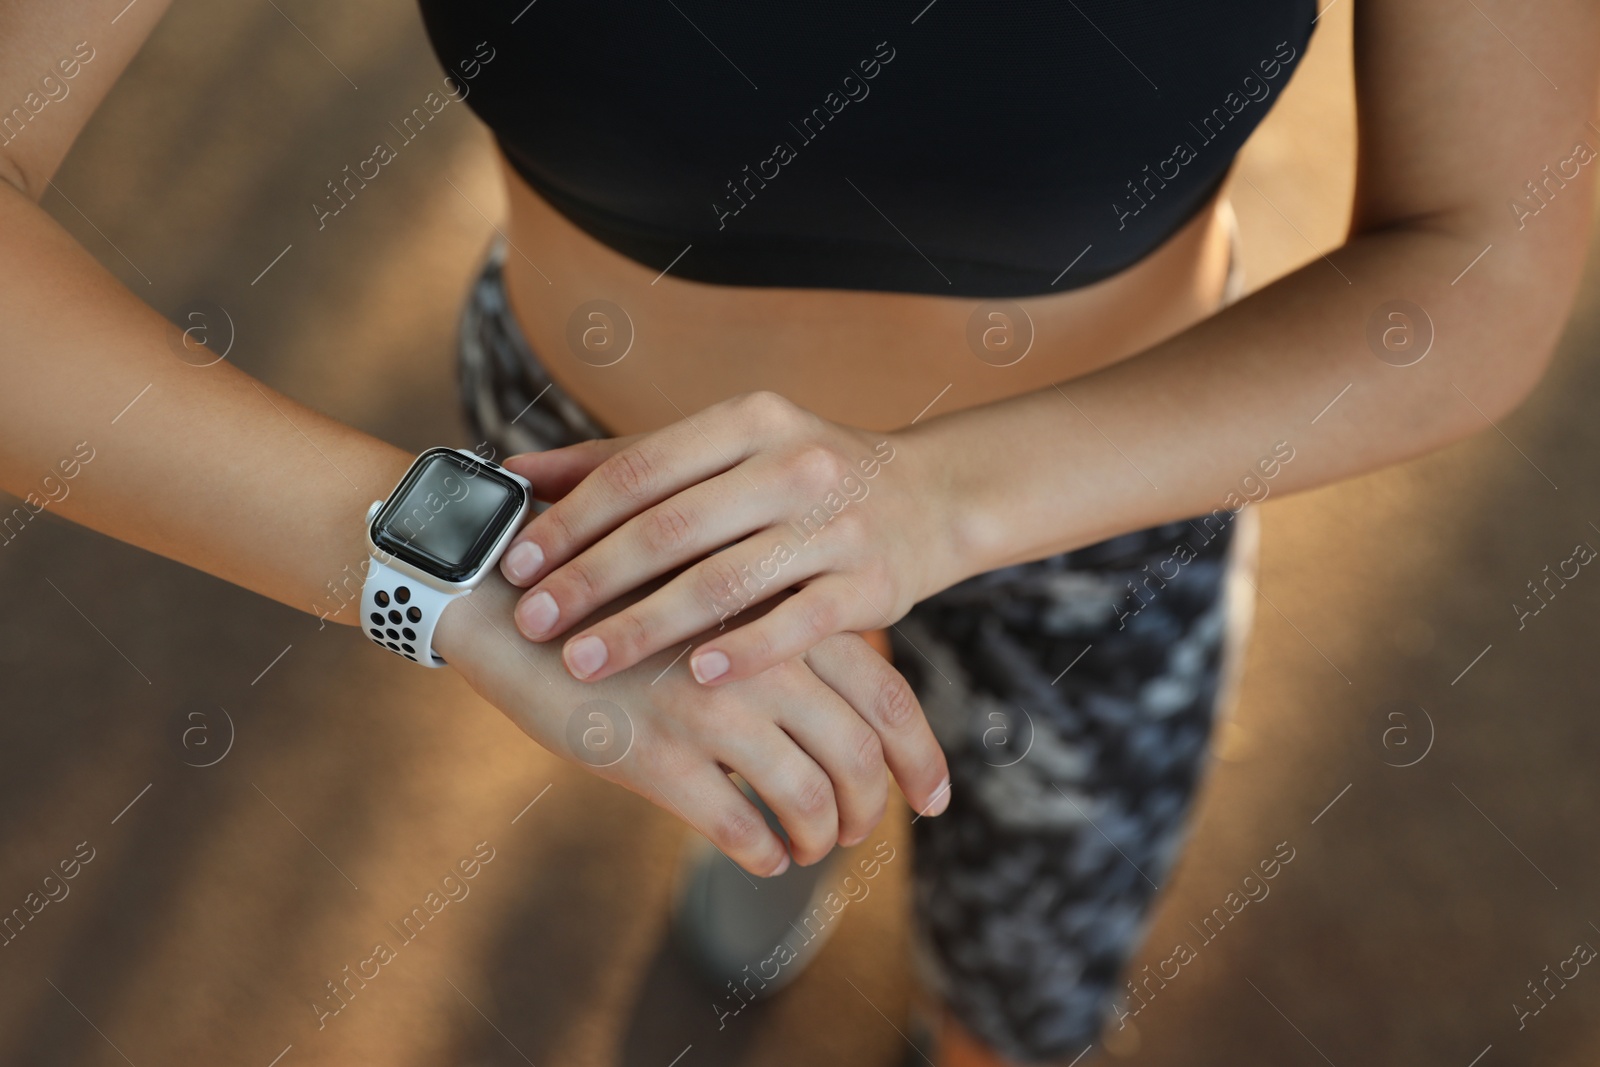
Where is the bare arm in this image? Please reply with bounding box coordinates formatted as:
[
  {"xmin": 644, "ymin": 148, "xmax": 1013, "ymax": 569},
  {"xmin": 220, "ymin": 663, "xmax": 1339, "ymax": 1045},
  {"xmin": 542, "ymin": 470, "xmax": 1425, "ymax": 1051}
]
[
  {"xmin": 0, "ymin": 0, "xmax": 409, "ymax": 617},
  {"xmin": 937, "ymin": 0, "xmax": 1600, "ymax": 572},
  {"xmin": 0, "ymin": 174, "xmax": 422, "ymax": 616},
  {"xmin": 483, "ymin": 0, "xmax": 1600, "ymax": 686},
  {"xmin": 0, "ymin": 0, "xmax": 952, "ymax": 872},
  {"xmin": 0, "ymin": 0, "xmax": 168, "ymax": 198}
]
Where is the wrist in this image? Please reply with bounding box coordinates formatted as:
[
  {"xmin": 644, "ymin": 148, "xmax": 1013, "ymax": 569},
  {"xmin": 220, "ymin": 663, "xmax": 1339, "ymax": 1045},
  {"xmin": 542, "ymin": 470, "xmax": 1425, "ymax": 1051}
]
[
  {"xmin": 308, "ymin": 444, "xmax": 415, "ymax": 630},
  {"xmin": 888, "ymin": 418, "xmax": 1002, "ymax": 597},
  {"xmin": 432, "ymin": 570, "xmax": 578, "ymax": 752},
  {"xmin": 434, "ymin": 571, "xmax": 508, "ymax": 663},
  {"xmin": 354, "ymin": 447, "xmax": 535, "ymax": 666}
]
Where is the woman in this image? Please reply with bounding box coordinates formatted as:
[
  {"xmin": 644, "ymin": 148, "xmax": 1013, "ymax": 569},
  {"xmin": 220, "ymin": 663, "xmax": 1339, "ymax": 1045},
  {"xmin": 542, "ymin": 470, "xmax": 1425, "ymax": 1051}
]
[{"xmin": 3, "ymin": 1, "xmax": 1597, "ymax": 1065}]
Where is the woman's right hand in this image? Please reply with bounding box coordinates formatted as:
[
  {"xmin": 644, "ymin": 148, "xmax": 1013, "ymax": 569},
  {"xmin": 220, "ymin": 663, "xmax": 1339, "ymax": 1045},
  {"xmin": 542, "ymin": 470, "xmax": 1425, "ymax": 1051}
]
[{"xmin": 435, "ymin": 571, "xmax": 951, "ymax": 876}]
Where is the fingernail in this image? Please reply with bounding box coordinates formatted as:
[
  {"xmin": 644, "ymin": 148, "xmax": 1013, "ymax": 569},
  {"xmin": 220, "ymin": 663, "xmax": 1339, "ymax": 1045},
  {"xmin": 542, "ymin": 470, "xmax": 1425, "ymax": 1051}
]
[
  {"xmin": 767, "ymin": 852, "xmax": 791, "ymax": 877},
  {"xmin": 691, "ymin": 650, "xmax": 730, "ymax": 684},
  {"xmin": 565, "ymin": 634, "xmax": 608, "ymax": 679},
  {"xmin": 501, "ymin": 541, "xmax": 544, "ymax": 583},
  {"xmin": 924, "ymin": 776, "xmax": 952, "ymax": 817},
  {"xmin": 516, "ymin": 591, "xmax": 559, "ymax": 638}
]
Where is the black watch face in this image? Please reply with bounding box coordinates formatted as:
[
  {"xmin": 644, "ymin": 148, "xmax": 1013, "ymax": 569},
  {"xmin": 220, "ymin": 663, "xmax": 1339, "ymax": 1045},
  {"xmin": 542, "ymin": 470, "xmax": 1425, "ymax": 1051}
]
[{"xmin": 371, "ymin": 449, "xmax": 526, "ymax": 582}]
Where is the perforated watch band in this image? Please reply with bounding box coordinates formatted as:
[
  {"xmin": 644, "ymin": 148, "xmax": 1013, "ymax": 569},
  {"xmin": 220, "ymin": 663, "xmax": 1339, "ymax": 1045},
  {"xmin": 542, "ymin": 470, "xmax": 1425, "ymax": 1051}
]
[{"xmin": 360, "ymin": 557, "xmax": 459, "ymax": 668}]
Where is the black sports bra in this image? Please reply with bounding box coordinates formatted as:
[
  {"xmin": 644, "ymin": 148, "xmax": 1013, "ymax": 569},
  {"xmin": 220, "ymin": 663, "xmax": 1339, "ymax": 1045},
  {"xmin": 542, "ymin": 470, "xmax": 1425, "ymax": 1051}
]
[{"xmin": 418, "ymin": 1, "xmax": 1317, "ymax": 297}]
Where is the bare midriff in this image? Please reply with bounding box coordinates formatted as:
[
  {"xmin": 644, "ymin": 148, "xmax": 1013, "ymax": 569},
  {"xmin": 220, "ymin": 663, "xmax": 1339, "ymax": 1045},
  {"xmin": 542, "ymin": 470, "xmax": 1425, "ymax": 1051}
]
[{"xmin": 496, "ymin": 154, "xmax": 1237, "ymax": 438}]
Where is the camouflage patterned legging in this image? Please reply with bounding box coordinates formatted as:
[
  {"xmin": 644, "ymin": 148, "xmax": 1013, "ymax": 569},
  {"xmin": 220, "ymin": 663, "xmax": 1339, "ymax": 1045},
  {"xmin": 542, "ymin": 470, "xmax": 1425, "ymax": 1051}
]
[{"xmin": 457, "ymin": 203, "xmax": 1257, "ymax": 1064}]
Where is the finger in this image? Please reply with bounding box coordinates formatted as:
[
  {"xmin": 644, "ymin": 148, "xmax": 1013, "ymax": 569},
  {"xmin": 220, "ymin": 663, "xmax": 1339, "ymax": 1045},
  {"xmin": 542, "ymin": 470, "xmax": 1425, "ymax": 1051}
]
[
  {"xmin": 717, "ymin": 725, "xmax": 841, "ymax": 867},
  {"xmin": 502, "ymin": 436, "xmax": 639, "ymax": 503},
  {"xmin": 514, "ymin": 412, "xmax": 758, "ymax": 585},
  {"xmin": 772, "ymin": 696, "xmax": 889, "ymax": 849},
  {"xmin": 499, "ymin": 437, "xmax": 641, "ymax": 585},
  {"xmin": 803, "ymin": 633, "xmax": 951, "ymax": 819},
  {"xmin": 649, "ymin": 761, "xmax": 793, "ymax": 877},
  {"xmin": 689, "ymin": 578, "xmax": 868, "ymax": 685},
  {"xmin": 518, "ymin": 468, "xmax": 783, "ymax": 652},
  {"xmin": 550, "ymin": 523, "xmax": 825, "ymax": 681}
]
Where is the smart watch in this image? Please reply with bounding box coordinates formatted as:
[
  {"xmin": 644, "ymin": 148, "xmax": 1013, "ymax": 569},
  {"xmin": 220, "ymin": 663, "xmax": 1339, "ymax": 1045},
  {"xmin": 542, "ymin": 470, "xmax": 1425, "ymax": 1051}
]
[{"xmin": 361, "ymin": 447, "xmax": 532, "ymax": 667}]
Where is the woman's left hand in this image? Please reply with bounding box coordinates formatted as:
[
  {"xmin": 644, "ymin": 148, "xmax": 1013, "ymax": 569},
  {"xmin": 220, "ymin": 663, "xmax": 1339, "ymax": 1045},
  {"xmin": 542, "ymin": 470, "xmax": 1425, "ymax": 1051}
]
[{"xmin": 497, "ymin": 391, "xmax": 965, "ymax": 685}]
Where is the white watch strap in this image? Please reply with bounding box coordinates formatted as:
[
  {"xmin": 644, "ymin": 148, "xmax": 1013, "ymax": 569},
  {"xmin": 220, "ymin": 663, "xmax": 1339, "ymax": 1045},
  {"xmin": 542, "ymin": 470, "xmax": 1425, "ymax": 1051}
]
[{"xmin": 360, "ymin": 558, "xmax": 458, "ymax": 668}]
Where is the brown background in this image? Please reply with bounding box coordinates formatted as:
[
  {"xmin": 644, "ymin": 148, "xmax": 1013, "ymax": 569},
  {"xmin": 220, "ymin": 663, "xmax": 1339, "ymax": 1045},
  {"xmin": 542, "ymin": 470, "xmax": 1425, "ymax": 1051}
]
[{"xmin": 1, "ymin": 2, "xmax": 1598, "ymax": 1065}]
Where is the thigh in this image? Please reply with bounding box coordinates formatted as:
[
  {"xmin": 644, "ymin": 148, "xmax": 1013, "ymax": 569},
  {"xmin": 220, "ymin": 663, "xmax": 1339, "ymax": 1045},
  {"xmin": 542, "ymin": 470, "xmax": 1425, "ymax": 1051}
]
[{"xmin": 893, "ymin": 509, "xmax": 1254, "ymax": 1062}]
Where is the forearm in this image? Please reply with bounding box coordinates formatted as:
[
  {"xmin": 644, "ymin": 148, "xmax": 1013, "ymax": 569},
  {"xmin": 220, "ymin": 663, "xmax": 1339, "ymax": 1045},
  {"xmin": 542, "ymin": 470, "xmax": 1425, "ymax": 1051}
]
[
  {"xmin": 0, "ymin": 178, "xmax": 412, "ymax": 625},
  {"xmin": 919, "ymin": 208, "xmax": 1593, "ymax": 579}
]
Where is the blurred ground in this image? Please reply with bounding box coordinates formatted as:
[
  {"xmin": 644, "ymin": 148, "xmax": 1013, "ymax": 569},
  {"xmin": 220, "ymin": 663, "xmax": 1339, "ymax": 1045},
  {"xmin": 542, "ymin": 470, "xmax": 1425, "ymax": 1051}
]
[{"xmin": 1, "ymin": 2, "xmax": 1599, "ymax": 1066}]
